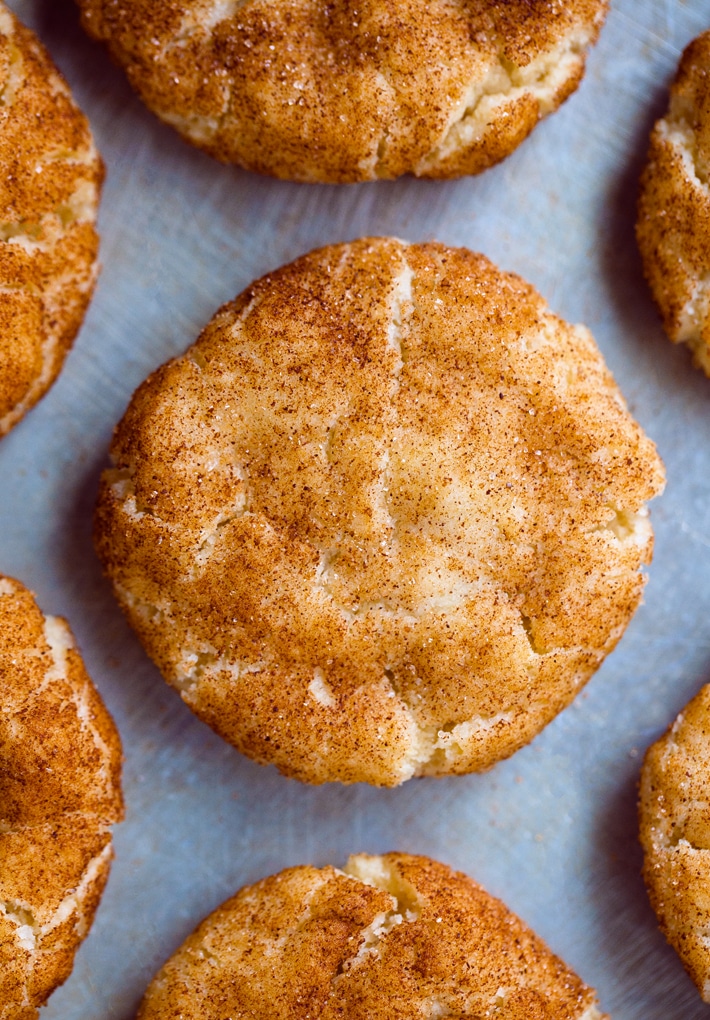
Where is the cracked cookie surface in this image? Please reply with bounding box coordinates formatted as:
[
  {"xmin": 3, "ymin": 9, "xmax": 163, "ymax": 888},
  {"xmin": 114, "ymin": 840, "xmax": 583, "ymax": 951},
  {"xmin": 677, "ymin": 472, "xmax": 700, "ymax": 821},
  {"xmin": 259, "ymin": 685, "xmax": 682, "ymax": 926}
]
[
  {"xmin": 0, "ymin": 2, "xmax": 102, "ymax": 438},
  {"xmin": 76, "ymin": 0, "xmax": 607, "ymax": 183},
  {"xmin": 0, "ymin": 575, "xmax": 123, "ymax": 1019},
  {"xmin": 640, "ymin": 684, "xmax": 710, "ymax": 1002},
  {"xmin": 95, "ymin": 238, "xmax": 664, "ymax": 786},
  {"xmin": 136, "ymin": 852, "xmax": 606, "ymax": 1019},
  {"xmin": 637, "ymin": 30, "xmax": 710, "ymax": 376}
]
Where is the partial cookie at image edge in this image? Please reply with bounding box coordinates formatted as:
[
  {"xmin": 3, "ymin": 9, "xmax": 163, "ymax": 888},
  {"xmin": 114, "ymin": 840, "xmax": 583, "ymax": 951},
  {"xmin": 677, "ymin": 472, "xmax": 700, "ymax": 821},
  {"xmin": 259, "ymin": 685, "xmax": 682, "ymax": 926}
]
[
  {"xmin": 637, "ymin": 29, "xmax": 710, "ymax": 376},
  {"xmin": 136, "ymin": 852, "xmax": 608, "ymax": 1020},
  {"xmin": 0, "ymin": 574, "xmax": 124, "ymax": 1020},
  {"xmin": 640, "ymin": 683, "xmax": 710, "ymax": 1003},
  {"xmin": 75, "ymin": 0, "xmax": 608, "ymax": 183},
  {"xmin": 0, "ymin": 1, "xmax": 102, "ymax": 439}
]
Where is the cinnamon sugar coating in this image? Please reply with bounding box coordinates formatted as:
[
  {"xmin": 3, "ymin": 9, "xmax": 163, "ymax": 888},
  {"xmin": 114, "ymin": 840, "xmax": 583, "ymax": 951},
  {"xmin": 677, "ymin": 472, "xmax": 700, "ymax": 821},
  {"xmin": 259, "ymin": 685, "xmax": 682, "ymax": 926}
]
[
  {"xmin": 137, "ymin": 852, "xmax": 606, "ymax": 1020},
  {"xmin": 0, "ymin": 2, "xmax": 102, "ymax": 439},
  {"xmin": 76, "ymin": 0, "xmax": 607, "ymax": 183},
  {"xmin": 0, "ymin": 575, "xmax": 123, "ymax": 1019},
  {"xmin": 637, "ymin": 30, "xmax": 710, "ymax": 376},
  {"xmin": 95, "ymin": 238, "xmax": 664, "ymax": 786},
  {"xmin": 640, "ymin": 685, "xmax": 710, "ymax": 1002}
]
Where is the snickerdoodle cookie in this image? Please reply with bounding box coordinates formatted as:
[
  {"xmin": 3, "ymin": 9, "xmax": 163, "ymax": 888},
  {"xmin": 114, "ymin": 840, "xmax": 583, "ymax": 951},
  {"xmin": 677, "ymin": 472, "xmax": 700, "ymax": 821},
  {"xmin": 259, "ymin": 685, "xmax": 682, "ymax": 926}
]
[
  {"xmin": 637, "ymin": 30, "xmax": 710, "ymax": 376},
  {"xmin": 0, "ymin": 575, "xmax": 123, "ymax": 1019},
  {"xmin": 94, "ymin": 238, "xmax": 664, "ymax": 786},
  {"xmin": 136, "ymin": 852, "xmax": 606, "ymax": 1020},
  {"xmin": 0, "ymin": 2, "xmax": 102, "ymax": 439},
  {"xmin": 640, "ymin": 684, "xmax": 710, "ymax": 1001},
  {"xmin": 76, "ymin": 0, "xmax": 607, "ymax": 183}
]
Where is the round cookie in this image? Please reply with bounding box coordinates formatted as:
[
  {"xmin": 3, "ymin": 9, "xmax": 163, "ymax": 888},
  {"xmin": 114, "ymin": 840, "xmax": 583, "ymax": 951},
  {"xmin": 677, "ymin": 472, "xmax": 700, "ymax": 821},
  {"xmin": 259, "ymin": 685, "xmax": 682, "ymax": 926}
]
[
  {"xmin": 0, "ymin": 575, "xmax": 123, "ymax": 1018},
  {"xmin": 95, "ymin": 238, "xmax": 664, "ymax": 787},
  {"xmin": 637, "ymin": 30, "xmax": 710, "ymax": 376},
  {"xmin": 76, "ymin": 0, "xmax": 608, "ymax": 183},
  {"xmin": 0, "ymin": 2, "xmax": 102, "ymax": 439},
  {"xmin": 639, "ymin": 684, "xmax": 710, "ymax": 1001},
  {"xmin": 136, "ymin": 852, "xmax": 606, "ymax": 1020}
]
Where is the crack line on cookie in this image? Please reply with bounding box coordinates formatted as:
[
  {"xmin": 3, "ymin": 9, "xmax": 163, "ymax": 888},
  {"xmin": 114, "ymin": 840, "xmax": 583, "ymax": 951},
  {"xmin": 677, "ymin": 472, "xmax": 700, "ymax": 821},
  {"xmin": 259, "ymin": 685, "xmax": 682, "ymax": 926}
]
[
  {"xmin": 44, "ymin": 615, "xmax": 119, "ymax": 797},
  {"xmin": 173, "ymin": 646, "xmax": 270, "ymax": 696},
  {"xmin": 0, "ymin": 899, "xmax": 38, "ymax": 951},
  {"xmin": 415, "ymin": 28, "xmax": 591, "ymax": 174},
  {"xmin": 193, "ymin": 478, "xmax": 253, "ymax": 565},
  {"xmin": 1, "ymin": 840, "xmax": 113, "ymax": 987},
  {"xmin": 375, "ymin": 258, "xmax": 414, "ymax": 543},
  {"xmin": 0, "ymin": 30, "xmax": 25, "ymax": 109},
  {"xmin": 41, "ymin": 843, "xmax": 113, "ymax": 943},
  {"xmin": 0, "ymin": 183, "xmax": 100, "ymax": 436},
  {"xmin": 156, "ymin": 3, "xmax": 248, "ymax": 150},
  {"xmin": 370, "ymin": 68, "xmax": 396, "ymax": 177},
  {"xmin": 400, "ymin": 633, "xmax": 605, "ymax": 776},
  {"xmin": 663, "ymin": 102, "xmax": 710, "ymax": 189},
  {"xmin": 418, "ymin": 998, "xmax": 466, "ymax": 1019},
  {"xmin": 3, "ymin": 609, "xmax": 121, "ymax": 822},
  {"xmin": 321, "ymin": 857, "xmax": 422, "ymax": 995},
  {"xmin": 584, "ymin": 505, "xmax": 651, "ymax": 544},
  {"xmin": 518, "ymin": 612, "xmax": 548, "ymax": 656},
  {"xmin": 414, "ymin": 54, "xmax": 513, "ymax": 172},
  {"xmin": 180, "ymin": 0, "xmax": 250, "ymax": 36}
]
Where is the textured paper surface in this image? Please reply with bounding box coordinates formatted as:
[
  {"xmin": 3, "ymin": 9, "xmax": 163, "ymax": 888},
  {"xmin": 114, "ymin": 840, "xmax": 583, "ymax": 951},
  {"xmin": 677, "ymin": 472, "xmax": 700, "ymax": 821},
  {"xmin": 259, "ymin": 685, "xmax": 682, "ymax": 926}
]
[{"xmin": 3, "ymin": 2, "xmax": 710, "ymax": 1017}]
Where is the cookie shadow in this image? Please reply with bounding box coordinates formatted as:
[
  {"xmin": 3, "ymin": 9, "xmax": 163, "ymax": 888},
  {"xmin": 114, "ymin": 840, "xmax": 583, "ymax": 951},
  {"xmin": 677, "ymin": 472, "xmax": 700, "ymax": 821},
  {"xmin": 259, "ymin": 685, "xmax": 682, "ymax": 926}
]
[
  {"xmin": 32, "ymin": 0, "xmax": 129, "ymax": 97},
  {"xmin": 599, "ymin": 80, "xmax": 708, "ymax": 404},
  {"xmin": 50, "ymin": 444, "xmax": 174, "ymax": 724},
  {"xmin": 590, "ymin": 764, "xmax": 708, "ymax": 1017}
]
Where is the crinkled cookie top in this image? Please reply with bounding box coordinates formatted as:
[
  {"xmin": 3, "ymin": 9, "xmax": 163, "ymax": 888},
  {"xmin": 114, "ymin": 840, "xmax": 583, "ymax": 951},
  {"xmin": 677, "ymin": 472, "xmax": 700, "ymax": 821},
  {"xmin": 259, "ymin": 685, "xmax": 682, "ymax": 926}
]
[
  {"xmin": 637, "ymin": 30, "xmax": 710, "ymax": 376},
  {"xmin": 0, "ymin": 2, "xmax": 102, "ymax": 439},
  {"xmin": 0, "ymin": 575, "xmax": 123, "ymax": 1019},
  {"xmin": 137, "ymin": 852, "xmax": 607, "ymax": 1020},
  {"xmin": 95, "ymin": 238, "xmax": 664, "ymax": 787},
  {"xmin": 640, "ymin": 684, "xmax": 710, "ymax": 1003},
  {"xmin": 77, "ymin": 0, "xmax": 607, "ymax": 182}
]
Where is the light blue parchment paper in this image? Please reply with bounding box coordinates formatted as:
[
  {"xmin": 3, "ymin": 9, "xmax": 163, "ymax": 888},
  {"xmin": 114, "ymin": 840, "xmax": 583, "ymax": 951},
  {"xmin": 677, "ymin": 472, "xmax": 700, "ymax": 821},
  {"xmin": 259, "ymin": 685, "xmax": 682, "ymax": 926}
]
[{"xmin": 3, "ymin": 2, "xmax": 710, "ymax": 1016}]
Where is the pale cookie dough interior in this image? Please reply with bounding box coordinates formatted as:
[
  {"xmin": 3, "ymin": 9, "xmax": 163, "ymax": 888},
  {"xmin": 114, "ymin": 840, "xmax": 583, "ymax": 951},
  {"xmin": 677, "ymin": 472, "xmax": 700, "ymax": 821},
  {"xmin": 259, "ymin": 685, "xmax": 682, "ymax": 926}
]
[
  {"xmin": 95, "ymin": 238, "xmax": 665, "ymax": 787},
  {"xmin": 136, "ymin": 852, "xmax": 607, "ymax": 1019},
  {"xmin": 0, "ymin": 575, "xmax": 123, "ymax": 1019},
  {"xmin": 637, "ymin": 29, "xmax": 710, "ymax": 376},
  {"xmin": 76, "ymin": 0, "xmax": 608, "ymax": 183},
  {"xmin": 0, "ymin": 2, "xmax": 102, "ymax": 439},
  {"xmin": 640, "ymin": 684, "xmax": 710, "ymax": 1002}
]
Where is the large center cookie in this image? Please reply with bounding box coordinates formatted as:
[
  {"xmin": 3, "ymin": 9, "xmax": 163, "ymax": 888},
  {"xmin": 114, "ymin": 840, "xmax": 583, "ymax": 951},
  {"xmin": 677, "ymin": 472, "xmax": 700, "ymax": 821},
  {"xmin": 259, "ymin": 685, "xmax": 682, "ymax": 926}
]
[
  {"xmin": 76, "ymin": 0, "xmax": 608, "ymax": 182},
  {"xmin": 95, "ymin": 238, "xmax": 664, "ymax": 786}
]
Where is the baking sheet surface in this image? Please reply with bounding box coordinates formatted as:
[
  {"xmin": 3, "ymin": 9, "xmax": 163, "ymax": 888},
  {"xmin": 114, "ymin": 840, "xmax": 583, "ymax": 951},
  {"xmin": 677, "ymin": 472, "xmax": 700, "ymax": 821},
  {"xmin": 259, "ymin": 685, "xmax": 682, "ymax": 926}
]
[{"xmin": 3, "ymin": 1, "xmax": 710, "ymax": 1016}]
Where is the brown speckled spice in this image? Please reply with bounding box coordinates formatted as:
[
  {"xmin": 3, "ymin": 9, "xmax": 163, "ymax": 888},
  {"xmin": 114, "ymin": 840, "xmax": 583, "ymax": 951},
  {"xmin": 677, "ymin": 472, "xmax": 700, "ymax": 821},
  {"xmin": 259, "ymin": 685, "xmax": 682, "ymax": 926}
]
[
  {"xmin": 0, "ymin": 576, "xmax": 123, "ymax": 1019},
  {"xmin": 0, "ymin": 2, "xmax": 102, "ymax": 439},
  {"xmin": 136, "ymin": 852, "xmax": 607, "ymax": 1019},
  {"xmin": 637, "ymin": 29, "xmax": 710, "ymax": 376},
  {"xmin": 95, "ymin": 238, "xmax": 664, "ymax": 787},
  {"xmin": 76, "ymin": 0, "xmax": 608, "ymax": 182},
  {"xmin": 640, "ymin": 685, "xmax": 710, "ymax": 1002}
]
